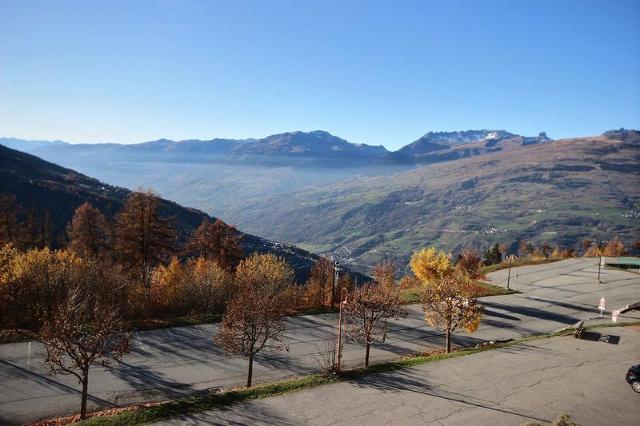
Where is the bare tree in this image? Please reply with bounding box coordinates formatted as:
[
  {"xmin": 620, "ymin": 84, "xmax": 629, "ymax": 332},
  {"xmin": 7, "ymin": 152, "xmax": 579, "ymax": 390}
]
[
  {"xmin": 215, "ymin": 290, "xmax": 288, "ymax": 387},
  {"xmin": 344, "ymin": 284, "xmax": 406, "ymax": 367},
  {"xmin": 215, "ymin": 253, "xmax": 293, "ymax": 387},
  {"xmin": 422, "ymin": 275, "xmax": 483, "ymax": 353},
  {"xmin": 38, "ymin": 262, "xmax": 131, "ymax": 419},
  {"xmin": 372, "ymin": 260, "xmax": 397, "ymax": 289}
]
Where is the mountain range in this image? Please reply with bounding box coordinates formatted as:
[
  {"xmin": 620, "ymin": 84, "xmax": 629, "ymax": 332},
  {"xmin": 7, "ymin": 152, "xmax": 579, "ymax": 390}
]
[
  {"xmin": 2, "ymin": 128, "xmax": 638, "ymax": 274},
  {"xmin": 0, "ymin": 128, "xmax": 551, "ymax": 166}
]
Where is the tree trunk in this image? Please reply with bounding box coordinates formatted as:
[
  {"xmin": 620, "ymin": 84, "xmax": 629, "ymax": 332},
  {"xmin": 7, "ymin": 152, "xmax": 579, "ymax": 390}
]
[
  {"xmin": 80, "ymin": 368, "xmax": 89, "ymax": 419},
  {"xmin": 247, "ymin": 354, "xmax": 254, "ymax": 388},
  {"xmin": 445, "ymin": 328, "xmax": 451, "ymax": 353},
  {"xmin": 365, "ymin": 342, "xmax": 371, "ymax": 368}
]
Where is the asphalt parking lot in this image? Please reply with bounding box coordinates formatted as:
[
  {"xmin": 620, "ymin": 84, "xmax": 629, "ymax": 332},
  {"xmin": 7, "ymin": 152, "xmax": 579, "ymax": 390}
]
[{"xmin": 158, "ymin": 325, "xmax": 640, "ymax": 426}]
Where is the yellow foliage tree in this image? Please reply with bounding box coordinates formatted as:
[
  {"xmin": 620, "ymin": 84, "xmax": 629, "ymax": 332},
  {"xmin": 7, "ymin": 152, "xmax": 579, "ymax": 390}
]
[
  {"xmin": 150, "ymin": 257, "xmax": 187, "ymax": 316},
  {"xmin": 410, "ymin": 247, "xmax": 452, "ymax": 284},
  {"xmin": 187, "ymin": 257, "xmax": 234, "ymax": 313},
  {"xmin": 422, "ymin": 274, "xmax": 483, "ymax": 353}
]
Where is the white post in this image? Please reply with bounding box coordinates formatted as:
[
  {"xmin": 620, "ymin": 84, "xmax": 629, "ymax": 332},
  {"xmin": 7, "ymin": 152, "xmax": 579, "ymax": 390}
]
[{"xmin": 27, "ymin": 341, "xmax": 31, "ymax": 369}]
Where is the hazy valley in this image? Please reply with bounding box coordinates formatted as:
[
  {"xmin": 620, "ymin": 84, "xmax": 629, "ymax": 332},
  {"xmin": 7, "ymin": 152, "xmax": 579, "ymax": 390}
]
[{"xmin": 3, "ymin": 128, "xmax": 638, "ymax": 274}]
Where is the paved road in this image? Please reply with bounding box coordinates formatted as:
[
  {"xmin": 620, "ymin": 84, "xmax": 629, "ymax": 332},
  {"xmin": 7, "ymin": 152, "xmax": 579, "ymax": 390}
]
[
  {"xmin": 1, "ymin": 258, "xmax": 638, "ymax": 424},
  {"xmin": 159, "ymin": 325, "xmax": 640, "ymax": 426}
]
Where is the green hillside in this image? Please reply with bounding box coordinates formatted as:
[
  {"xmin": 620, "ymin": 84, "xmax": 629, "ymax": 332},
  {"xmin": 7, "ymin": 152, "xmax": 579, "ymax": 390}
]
[{"xmin": 230, "ymin": 131, "xmax": 640, "ymax": 272}]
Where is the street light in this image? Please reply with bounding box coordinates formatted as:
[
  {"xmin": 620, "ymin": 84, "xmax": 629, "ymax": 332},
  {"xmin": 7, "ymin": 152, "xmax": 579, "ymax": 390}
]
[
  {"xmin": 336, "ymin": 287, "xmax": 349, "ymax": 372},
  {"xmin": 506, "ymin": 254, "xmax": 516, "ymax": 290},
  {"xmin": 331, "ymin": 260, "xmax": 340, "ymax": 310},
  {"xmin": 597, "ymin": 254, "xmax": 602, "ymax": 283}
]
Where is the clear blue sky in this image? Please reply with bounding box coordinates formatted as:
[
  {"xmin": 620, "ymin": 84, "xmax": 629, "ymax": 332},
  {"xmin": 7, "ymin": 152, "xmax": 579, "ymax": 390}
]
[{"xmin": 0, "ymin": 0, "xmax": 638, "ymax": 150}]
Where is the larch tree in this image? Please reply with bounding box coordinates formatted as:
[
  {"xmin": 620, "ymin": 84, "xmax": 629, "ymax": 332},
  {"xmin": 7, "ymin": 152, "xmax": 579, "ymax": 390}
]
[
  {"xmin": 66, "ymin": 202, "xmax": 110, "ymax": 258},
  {"xmin": 0, "ymin": 194, "xmax": 20, "ymax": 247},
  {"xmin": 455, "ymin": 249, "xmax": 483, "ymax": 279},
  {"xmin": 410, "ymin": 247, "xmax": 452, "ymax": 284},
  {"xmin": 603, "ymin": 238, "xmax": 625, "ymax": 256},
  {"xmin": 215, "ymin": 253, "xmax": 294, "ymax": 387},
  {"xmin": 372, "ymin": 261, "xmax": 397, "ymax": 289},
  {"xmin": 115, "ymin": 190, "xmax": 175, "ymax": 288},
  {"xmin": 304, "ymin": 256, "xmax": 334, "ymax": 308},
  {"xmin": 185, "ymin": 219, "xmax": 243, "ymax": 270},
  {"xmin": 344, "ymin": 283, "xmax": 406, "ymax": 367},
  {"xmin": 187, "ymin": 256, "xmax": 234, "ymax": 314},
  {"xmin": 421, "ymin": 274, "xmax": 483, "ymax": 353}
]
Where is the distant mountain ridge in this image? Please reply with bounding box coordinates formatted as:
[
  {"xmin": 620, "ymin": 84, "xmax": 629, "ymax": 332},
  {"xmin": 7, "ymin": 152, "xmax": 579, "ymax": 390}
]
[
  {"xmin": 388, "ymin": 129, "xmax": 552, "ymax": 164},
  {"xmin": 0, "ymin": 128, "xmax": 549, "ymax": 166},
  {"xmin": 0, "ymin": 130, "xmax": 390, "ymax": 166}
]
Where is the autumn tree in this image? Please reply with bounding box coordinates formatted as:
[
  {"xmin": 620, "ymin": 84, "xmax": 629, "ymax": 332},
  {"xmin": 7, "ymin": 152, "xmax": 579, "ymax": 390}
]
[
  {"xmin": 344, "ymin": 284, "xmax": 406, "ymax": 367},
  {"xmin": 410, "ymin": 247, "xmax": 452, "ymax": 284},
  {"xmin": 455, "ymin": 249, "xmax": 483, "ymax": 279},
  {"xmin": 304, "ymin": 257, "xmax": 334, "ymax": 308},
  {"xmin": 66, "ymin": 202, "xmax": 110, "ymax": 258},
  {"xmin": 39, "ymin": 263, "xmax": 131, "ymax": 419},
  {"xmin": 187, "ymin": 256, "xmax": 234, "ymax": 314},
  {"xmin": 116, "ymin": 190, "xmax": 175, "ymax": 287},
  {"xmin": 215, "ymin": 253, "xmax": 294, "ymax": 387},
  {"xmin": 603, "ymin": 238, "xmax": 625, "ymax": 256},
  {"xmin": 518, "ymin": 240, "xmax": 534, "ymax": 258},
  {"xmin": 24, "ymin": 209, "xmax": 53, "ymax": 249},
  {"xmin": 337, "ymin": 271, "xmax": 356, "ymax": 294},
  {"xmin": 149, "ymin": 257, "xmax": 188, "ymax": 316},
  {"xmin": 0, "ymin": 194, "xmax": 20, "ymax": 247},
  {"xmin": 372, "ymin": 261, "xmax": 397, "ymax": 289},
  {"xmin": 422, "ymin": 274, "xmax": 483, "ymax": 353},
  {"xmin": 483, "ymin": 243, "xmax": 502, "ymax": 265},
  {"xmin": 186, "ymin": 219, "xmax": 243, "ymax": 270},
  {"xmin": 581, "ymin": 239, "xmax": 592, "ymax": 256},
  {"xmin": 0, "ymin": 247, "xmax": 86, "ymax": 330}
]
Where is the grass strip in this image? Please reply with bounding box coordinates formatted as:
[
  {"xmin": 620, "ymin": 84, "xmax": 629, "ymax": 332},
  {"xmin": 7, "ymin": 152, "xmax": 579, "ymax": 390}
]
[
  {"xmin": 479, "ymin": 258, "xmax": 563, "ymax": 275},
  {"xmin": 400, "ymin": 280, "xmax": 516, "ymax": 304}
]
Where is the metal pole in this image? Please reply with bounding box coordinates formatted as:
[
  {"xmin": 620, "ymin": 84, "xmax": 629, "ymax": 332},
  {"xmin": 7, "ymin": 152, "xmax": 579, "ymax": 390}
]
[
  {"xmin": 331, "ymin": 261, "xmax": 339, "ymax": 310},
  {"xmin": 597, "ymin": 254, "xmax": 602, "ymax": 283},
  {"xmin": 507, "ymin": 257, "xmax": 512, "ymax": 290},
  {"xmin": 336, "ymin": 288, "xmax": 348, "ymax": 372}
]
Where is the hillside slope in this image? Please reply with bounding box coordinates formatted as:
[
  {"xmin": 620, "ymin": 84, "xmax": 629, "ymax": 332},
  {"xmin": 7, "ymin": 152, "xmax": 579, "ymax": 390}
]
[
  {"xmin": 228, "ymin": 131, "xmax": 640, "ymax": 272},
  {"xmin": 0, "ymin": 144, "xmax": 351, "ymax": 281}
]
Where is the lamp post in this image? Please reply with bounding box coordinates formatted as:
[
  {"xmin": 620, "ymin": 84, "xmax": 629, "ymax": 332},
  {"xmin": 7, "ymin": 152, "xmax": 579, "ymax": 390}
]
[
  {"xmin": 597, "ymin": 254, "xmax": 602, "ymax": 283},
  {"xmin": 507, "ymin": 255, "xmax": 513, "ymax": 290},
  {"xmin": 336, "ymin": 287, "xmax": 348, "ymax": 372},
  {"xmin": 331, "ymin": 261, "xmax": 340, "ymax": 310}
]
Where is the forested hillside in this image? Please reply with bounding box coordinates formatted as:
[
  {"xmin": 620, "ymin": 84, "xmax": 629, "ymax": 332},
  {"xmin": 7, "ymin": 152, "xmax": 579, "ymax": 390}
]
[{"xmin": 0, "ymin": 144, "xmax": 352, "ymax": 281}]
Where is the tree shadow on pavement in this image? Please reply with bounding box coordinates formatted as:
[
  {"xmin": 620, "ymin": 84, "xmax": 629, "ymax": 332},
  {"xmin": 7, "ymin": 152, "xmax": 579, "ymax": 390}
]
[
  {"xmin": 579, "ymin": 332, "xmax": 620, "ymax": 344},
  {"xmin": 348, "ymin": 369, "xmax": 551, "ymax": 424},
  {"xmin": 167, "ymin": 401, "xmax": 297, "ymax": 426},
  {"xmin": 109, "ymin": 360, "xmax": 195, "ymax": 400},
  {"xmin": 0, "ymin": 358, "xmax": 117, "ymax": 407},
  {"xmin": 481, "ymin": 301, "xmax": 579, "ymax": 325}
]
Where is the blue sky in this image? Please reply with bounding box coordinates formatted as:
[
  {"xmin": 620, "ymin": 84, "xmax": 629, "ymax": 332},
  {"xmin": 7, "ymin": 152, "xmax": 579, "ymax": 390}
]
[{"xmin": 0, "ymin": 0, "xmax": 638, "ymax": 150}]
